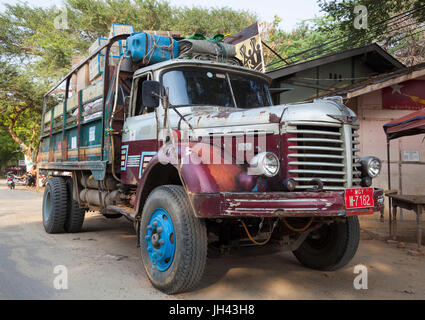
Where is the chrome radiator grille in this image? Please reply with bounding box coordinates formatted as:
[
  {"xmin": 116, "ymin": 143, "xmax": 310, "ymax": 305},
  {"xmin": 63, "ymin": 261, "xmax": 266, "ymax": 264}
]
[{"xmin": 286, "ymin": 121, "xmax": 362, "ymax": 190}]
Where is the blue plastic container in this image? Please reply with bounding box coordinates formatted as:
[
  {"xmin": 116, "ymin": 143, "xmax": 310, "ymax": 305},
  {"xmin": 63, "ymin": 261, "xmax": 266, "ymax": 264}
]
[{"xmin": 126, "ymin": 33, "xmax": 179, "ymax": 64}]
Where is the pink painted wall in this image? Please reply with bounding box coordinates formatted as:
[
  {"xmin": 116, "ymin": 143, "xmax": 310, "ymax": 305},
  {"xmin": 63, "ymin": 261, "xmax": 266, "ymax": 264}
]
[{"xmin": 354, "ymin": 90, "xmax": 425, "ymax": 196}]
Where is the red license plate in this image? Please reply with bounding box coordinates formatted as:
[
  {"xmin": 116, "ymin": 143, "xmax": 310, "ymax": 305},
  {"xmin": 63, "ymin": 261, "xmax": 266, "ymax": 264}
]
[{"xmin": 345, "ymin": 188, "xmax": 374, "ymax": 209}]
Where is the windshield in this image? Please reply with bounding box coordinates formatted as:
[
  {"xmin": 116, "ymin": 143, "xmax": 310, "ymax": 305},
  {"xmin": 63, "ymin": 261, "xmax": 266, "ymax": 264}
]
[{"xmin": 161, "ymin": 67, "xmax": 272, "ymax": 109}]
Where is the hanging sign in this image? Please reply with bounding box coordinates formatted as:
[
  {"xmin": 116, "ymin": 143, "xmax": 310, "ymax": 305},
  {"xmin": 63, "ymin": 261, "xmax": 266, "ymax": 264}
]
[
  {"xmin": 382, "ymin": 80, "xmax": 425, "ymax": 110},
  {"xmin": 224, "ymin": 22, "xmax": 265, "ymax": 72}
]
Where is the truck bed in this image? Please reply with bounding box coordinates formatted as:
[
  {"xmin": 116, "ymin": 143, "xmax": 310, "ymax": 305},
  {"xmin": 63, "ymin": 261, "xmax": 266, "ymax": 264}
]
[
  {"xmin": 38, "ymin": 35, "xmax": 135, "ymax": 178},
  {"xmin": 39, "ymin": 81, "xmax": 105, "ymax": 166}
]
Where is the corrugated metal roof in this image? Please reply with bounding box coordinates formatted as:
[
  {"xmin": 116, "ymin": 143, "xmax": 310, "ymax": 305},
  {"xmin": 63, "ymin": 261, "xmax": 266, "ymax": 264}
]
[
  {"xmin": 318, "ymin": 62, "xmax": 425, "ymax": 99},
  {"xmin": 266, "ymin": 43, "xmax": 405, "ymax": 80}
]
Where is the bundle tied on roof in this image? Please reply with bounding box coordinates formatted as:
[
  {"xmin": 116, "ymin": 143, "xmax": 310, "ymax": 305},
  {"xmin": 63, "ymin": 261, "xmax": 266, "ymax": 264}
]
[{"xmin": 178, "ymin": 40, "xmax": 241, "ymax": 66}]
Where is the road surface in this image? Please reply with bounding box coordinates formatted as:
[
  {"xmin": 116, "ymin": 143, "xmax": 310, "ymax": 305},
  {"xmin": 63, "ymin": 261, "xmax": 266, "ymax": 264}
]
[{"xmin": 1, "ymin": 181, "xmax": 424, "ymax": 299}]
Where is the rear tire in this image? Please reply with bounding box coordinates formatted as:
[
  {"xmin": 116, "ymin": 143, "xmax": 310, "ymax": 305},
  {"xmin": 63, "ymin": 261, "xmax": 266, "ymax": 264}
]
[
  {"xmin": 139, "ymin": 185, "xmax": 207, "ymax": 294},
  {"xmin": 42, "ymin": 177, "xmax": 68, "ymax": 234},
  {"xmin": 292, "ymin": 216, "xmax": 360, "ymax": 271},
  {"xmin": 64, "ymin": 178, "xmax": 85, "ymax": 233}
]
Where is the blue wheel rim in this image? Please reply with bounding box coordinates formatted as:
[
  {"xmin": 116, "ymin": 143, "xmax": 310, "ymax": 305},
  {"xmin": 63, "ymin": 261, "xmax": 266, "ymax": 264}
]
[{"xmin": 145, "ymin": 208, "xmax": 175, "ymax": 271}]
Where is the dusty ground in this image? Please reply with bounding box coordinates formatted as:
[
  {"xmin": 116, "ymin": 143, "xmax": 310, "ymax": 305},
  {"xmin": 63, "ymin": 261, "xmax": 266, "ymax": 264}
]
[{"xmin": 1, "ymin": 181, "xmax": 424, "ymax": 300}]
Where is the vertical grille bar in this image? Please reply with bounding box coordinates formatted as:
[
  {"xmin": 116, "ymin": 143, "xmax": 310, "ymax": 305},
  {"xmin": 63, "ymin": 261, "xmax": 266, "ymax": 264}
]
[{"xmin": 342, "ymin": 124, "xmax": 353, "ymax": 188}]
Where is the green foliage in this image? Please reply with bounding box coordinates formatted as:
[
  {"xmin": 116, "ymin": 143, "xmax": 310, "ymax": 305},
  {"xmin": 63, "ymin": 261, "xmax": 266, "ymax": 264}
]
[
  {"xmin": 317, "ymin": 0, "xmax": 425, "ymax": 64},
  {"xmin": 266, "ymin": 0, "xmax": 425, "ymax": 69},
  {"xmin": 318, "ymin": 0, "xmax": 424, "ymax": 36},
  {"xmin": 0, "ymin": 62, "xmax": 46, "ymax": 111},
  {"xmin": 0, "ymin": 61, "xmax": 47, "ymax": 163},
  {"xmin": 0, "ymin": 3, "xmax": 88, "ymax": 77},
  {"xmin": 0, "ymin": 127, "xmax": 23, "ymax": 170},
  {"xmin": 264, "ymin": 15, "xmax": 345, "ymax": 68},
  {"xmin": 0, "ymin": 0, "xmax": 258, "ymax": 79},
  {"xmin": 66, "ymin": 0, "xmax": 257, "ymax": 40},
  {"xmin": 171, "ymin": 6, "xmax": 257, "ymax": 35}
]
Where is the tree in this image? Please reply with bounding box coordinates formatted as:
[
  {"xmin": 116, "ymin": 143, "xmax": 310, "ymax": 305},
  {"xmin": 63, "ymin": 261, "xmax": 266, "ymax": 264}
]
[
  {"xmin": 0, "ymin": 62, "xmax": 46, "ymax": 164},
  {"xmin": 261, "ymin": 15, "xmax": 345, "ymax": 69},
  {"xmin": 317, "ymin": 0, "xmax": 425, "ymax": 65},
  {"xmin": 0, "ymin": 127, "xmax": 23, "ymax": 173},
  {"xmin": 0, "ymin": 0, "xmax": 258, "ymax": 78}
]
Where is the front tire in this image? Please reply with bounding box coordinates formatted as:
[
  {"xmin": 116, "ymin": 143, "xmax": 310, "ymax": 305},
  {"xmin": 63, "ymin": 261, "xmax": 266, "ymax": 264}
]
[
  {"xmin": 42, "ymin": 177, "xmax": 68, "ymax": 234},
  {"xmin": 139, "ymin": 185, "xmax": 207, "ymax": 294},
  {"xmin": 292, "ymin": 216, "xmax": 360, "ymax": 271}
]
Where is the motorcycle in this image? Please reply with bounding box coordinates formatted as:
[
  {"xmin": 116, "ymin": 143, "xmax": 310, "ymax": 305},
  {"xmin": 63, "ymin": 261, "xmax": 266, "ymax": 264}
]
[
  {"xmin": 14, "ymin": 175, "xmax": 26, "ymax": 185},
  {"xmin": 26, "ymin": 173, "xmax": 36, "ymax": 187},
  {"xmin": 7, "ymin": 176, "xmax": 15, "ymax": 189},
  {"xmin": 38, "ymin": 174, "xmax": 47, "ymax": 187}
]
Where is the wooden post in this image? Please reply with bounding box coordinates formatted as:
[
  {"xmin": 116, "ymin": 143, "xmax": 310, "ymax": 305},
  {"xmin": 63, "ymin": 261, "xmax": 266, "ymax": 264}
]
[
  {"xmin": 398, "ymin": 140, "xmax": 403, "ymax": 220},
  {"xmin": 417, "ymin": 205, "xmax": 422, "ymax": 251},
  {"xmin": 387, "ymin": 138, "xmax": 393, "ymax": 237}
]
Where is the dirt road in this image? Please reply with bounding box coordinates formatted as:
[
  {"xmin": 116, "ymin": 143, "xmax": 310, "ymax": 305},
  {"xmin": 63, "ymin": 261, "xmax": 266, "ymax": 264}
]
[{"xmin": 1, "ymin": 181, "xmax": 424, "ymax": 299}]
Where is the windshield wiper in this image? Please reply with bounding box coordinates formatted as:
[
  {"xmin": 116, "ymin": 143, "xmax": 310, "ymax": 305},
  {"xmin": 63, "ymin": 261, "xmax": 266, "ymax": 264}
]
[
  {"xmin": 225, "ymin": 73, "xmax": 238, "ymax": 108},
  {"xmin": 168, "ymin": 103, "xmax": 193, "ymax": 130}
]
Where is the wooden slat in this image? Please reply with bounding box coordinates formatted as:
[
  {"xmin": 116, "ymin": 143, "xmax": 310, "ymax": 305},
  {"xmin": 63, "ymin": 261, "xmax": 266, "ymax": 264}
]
[
  {"xmin": 44, "ymin": 110, "xmax": 51, "ymax": 123},
  {"xmin": 53, "ymin": 103, "xmax": 64, "ymax": 118},
  {"xmin": 82, "ymin": 81, "xmax": 103, "ymax": 104},
  {"xmin": 67, "ymin": 94, "xmax": 79, "ymax": 112}
]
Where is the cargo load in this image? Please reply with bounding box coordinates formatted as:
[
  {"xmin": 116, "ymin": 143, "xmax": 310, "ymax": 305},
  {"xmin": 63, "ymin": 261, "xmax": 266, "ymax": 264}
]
[
  {"xmin": 178, "ymin": 39, "xmax": 240, "ymax": 65},
  {"xmin": 126, "ymin": 32, "xmax": 179, "ymax": 64},
  {"xmin": 109, "ymin": 24, "xmax": 135, "ymax": 56}
]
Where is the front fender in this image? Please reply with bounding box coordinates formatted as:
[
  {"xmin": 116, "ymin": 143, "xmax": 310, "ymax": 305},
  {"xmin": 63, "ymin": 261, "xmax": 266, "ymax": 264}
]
[{"xmin": 134, "ymin": 142, "xmax": 246, "ymax": 215}]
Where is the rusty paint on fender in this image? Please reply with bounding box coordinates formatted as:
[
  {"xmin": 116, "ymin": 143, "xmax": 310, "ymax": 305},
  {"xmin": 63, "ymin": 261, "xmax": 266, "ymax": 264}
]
[{"xmin": 133, "ymin": 141, "xmax": 246, "ymax": 215}]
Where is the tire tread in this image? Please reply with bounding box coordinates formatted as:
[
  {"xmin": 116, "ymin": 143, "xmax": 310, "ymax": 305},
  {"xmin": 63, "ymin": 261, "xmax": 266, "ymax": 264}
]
[
  {"xmin": 293, "ymin": 216, "xmax": 360, "ymax": 271},
  {"xmin": 64, "ymin": 179, "xmax": 85, "ymax": 233},
  {"xmin": 43, "ymin": 177, "xmax": 68, "ymax": 234}
]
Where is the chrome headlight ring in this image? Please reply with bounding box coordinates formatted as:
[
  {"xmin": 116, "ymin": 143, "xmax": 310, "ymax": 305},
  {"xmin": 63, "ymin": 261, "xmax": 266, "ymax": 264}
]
[
  {"xmin": 248, "ymin": 152, "xmax": 280, "ymax": 177},
  {"xmin": 360, "ymin": 156, "xmax": 382, "ymax": 178}
]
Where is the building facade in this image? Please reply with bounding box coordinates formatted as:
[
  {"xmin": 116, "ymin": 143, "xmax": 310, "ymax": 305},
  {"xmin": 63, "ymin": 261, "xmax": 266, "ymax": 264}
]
[{"xmin": 267, "ymin": 45, "xmax": 425, "ymax": 206}]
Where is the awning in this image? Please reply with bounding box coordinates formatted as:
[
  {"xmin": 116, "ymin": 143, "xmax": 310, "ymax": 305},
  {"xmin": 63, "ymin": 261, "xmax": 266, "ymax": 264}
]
[{"xmin": 383, "ymin": 108, "xmax": 425, "ymax": 140}]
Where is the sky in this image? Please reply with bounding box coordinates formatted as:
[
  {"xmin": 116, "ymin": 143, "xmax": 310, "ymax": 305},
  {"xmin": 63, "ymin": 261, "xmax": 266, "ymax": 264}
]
[{"xmin": 0, "ymin": 0, "xmax": 323, "ymax": 32}]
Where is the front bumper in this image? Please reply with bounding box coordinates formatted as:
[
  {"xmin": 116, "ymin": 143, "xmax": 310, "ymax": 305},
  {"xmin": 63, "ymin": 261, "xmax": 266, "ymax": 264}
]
[{"xmin": 190, "ymin": 188, "xmax": 384, "ymax": 218}]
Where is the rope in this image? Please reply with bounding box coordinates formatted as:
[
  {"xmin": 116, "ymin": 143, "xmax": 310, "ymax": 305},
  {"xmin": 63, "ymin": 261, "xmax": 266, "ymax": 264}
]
[
  {"xmin": 240, "ymin": 219, "xmax": 275, "ymax": 246},
  {"xmin": 142, "ymin": 34, "xmax": 175, "ymax": 65},
  {"xmin": 109, "ymin": 55, "xmax": 125, "ymax": 183},
  {"xmin": 282, "ymin": 217, "xmax": 314, "ymax": 232}
]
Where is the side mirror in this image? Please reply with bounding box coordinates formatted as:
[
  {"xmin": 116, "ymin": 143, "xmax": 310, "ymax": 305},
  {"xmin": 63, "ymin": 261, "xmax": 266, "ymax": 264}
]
[{"xmin": 142, "ymin": 80, "xmax": 161, "ymax": 108}]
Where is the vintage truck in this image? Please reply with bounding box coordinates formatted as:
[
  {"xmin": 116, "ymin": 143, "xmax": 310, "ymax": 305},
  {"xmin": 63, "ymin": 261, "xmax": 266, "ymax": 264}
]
[{"xmin": 39, "ymin": 34, "xmax": 384, "ymax": 294}]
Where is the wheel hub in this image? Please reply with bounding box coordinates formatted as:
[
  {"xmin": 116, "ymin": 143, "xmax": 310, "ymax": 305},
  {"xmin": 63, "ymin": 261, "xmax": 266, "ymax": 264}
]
[
  {"xmin": 43, "ymin": 188, "xmax": 52, "ymax": 222},
  {"xmin": 145, "ymin": 208, "xmax": 175, "ymax": 271}
]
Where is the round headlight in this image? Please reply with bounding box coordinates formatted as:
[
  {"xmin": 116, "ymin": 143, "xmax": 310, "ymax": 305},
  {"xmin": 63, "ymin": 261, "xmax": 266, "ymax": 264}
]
[
  {"xmin": 360, "ymin": 156, "xmax": 381, "ymax": 178},
  {"xmin": 248, "ymin": 152, "xmax": 280, "ymax": 177}
]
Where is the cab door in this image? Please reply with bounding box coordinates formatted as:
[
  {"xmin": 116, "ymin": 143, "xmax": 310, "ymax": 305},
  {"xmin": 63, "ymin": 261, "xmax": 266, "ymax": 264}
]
[{"xmin": 120, "ymin": 72, "xmax": 158, "ymax": 185}]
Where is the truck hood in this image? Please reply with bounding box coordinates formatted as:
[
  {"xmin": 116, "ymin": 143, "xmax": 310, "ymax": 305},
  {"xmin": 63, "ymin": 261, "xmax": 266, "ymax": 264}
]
[
  {"xmin": 174, "ymin": 105, "xmax": 287, "ymax": 130},
  {"xmin": 171, "ymin": 100, "xmax": 358, "ymax": 131}
]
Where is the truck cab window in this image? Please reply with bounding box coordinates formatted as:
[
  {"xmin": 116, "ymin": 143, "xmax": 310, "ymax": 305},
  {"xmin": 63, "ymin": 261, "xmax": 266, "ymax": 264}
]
[
  {"xmin": 161, "ymin": 67, "xmax": 272, "ymax": 109},
  {"xmin": 134, "ymin": 76, "xmax": 154, "ymax": 115}
]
